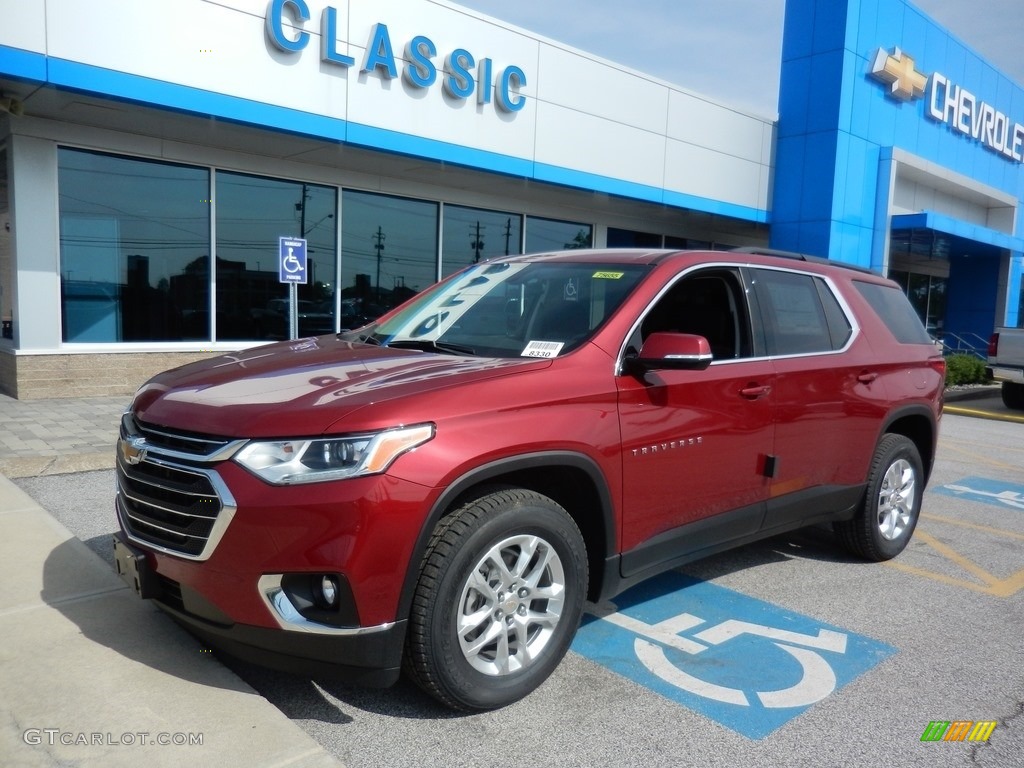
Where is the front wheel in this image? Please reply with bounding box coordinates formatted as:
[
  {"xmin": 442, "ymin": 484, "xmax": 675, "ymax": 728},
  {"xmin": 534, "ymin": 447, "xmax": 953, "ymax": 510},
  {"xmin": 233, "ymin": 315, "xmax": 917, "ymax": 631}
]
[
  {"xmin": 403, "ymin": 487, "xmax": 588, "ymax": 711},
  {"xmin": 835, "ymin": 434, "xmax": 923, "ymax": 561}
]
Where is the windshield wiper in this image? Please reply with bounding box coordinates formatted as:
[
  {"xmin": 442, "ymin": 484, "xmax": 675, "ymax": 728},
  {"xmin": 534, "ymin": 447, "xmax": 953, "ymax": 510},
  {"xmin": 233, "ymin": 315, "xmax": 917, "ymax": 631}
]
[
  {"xmin": 385, "ymin": 339, "xmax": 476, "ymax": 356},
  {"xmin": 339, "ymin": 326, "xmax": 382, "ymax": 345}
]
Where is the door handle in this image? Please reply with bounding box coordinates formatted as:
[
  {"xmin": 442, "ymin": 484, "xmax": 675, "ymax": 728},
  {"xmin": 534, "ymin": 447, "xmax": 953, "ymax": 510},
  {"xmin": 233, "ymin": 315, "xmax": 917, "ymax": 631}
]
[
  {"xmin": 740, "ymin": 384, "xmax": 771, "ymax": 399},
  {"xmin": 857, "ymin": 372, "xmax": 879, "ymax": 384}
]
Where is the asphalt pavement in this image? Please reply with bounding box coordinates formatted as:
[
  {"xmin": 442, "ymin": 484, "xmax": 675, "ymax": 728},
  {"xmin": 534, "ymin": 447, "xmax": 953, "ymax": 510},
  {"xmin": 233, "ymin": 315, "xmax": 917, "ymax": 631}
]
[{"xmin": 1, "ymin": 386, "xmax": 1021, "ymax": 767}]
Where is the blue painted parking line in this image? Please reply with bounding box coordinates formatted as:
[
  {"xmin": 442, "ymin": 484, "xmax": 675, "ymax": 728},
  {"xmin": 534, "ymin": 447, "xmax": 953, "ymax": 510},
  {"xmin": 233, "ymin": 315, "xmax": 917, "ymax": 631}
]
[
  {"xmin": 572, "ymin": 572, "xmax": 895, "ymax": 739},
  {"xmin": 933, "ymin": 477, "xmax": 1024, "ymax": 511}
]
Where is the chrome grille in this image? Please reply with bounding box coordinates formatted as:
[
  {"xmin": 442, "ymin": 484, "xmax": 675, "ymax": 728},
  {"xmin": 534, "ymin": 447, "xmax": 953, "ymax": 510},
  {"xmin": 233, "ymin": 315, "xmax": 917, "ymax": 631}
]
[
  {"xmin": 120, "ymin": 413, "xmax": 245, "ymax": 462},
  {"xmin": 116, "ymin": 415, "xmax": 239, "ymax": 560}
]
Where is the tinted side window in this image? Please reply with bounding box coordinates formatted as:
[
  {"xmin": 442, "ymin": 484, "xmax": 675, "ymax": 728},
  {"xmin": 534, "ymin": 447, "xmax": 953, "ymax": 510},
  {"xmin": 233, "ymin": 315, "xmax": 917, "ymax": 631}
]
[
  {"xmin": 854, "ymin": 281, "xmax": 933, "ymax": 344},
  {"xmin": 638, "ymin": 268, "xmax": 751, "ymax": 360},
  {"xmin": 753, "ymin": 269, "xmax": 849, "ymax": 355}
]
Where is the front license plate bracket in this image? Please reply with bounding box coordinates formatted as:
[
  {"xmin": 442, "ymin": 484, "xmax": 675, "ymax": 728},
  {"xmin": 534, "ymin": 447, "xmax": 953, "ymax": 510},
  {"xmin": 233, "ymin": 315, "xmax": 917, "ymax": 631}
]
[{"xmin": 113, "ymin": 535, "xmax": 161, "ymax": 599}]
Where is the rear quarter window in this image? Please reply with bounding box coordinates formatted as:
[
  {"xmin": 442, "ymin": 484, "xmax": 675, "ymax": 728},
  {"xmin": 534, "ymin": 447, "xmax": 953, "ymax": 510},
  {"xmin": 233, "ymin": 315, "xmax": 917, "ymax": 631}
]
[{"xmin": 854, "ymin": 281, "xmax": 933, "ymax": 344}]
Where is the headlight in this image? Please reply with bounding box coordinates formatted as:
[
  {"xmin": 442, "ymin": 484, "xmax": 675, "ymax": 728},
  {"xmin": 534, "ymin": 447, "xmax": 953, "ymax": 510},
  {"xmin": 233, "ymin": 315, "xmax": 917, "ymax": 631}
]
[{"xmin": 234, "ymin": 424, "xmax": 434, "ymax": 485}]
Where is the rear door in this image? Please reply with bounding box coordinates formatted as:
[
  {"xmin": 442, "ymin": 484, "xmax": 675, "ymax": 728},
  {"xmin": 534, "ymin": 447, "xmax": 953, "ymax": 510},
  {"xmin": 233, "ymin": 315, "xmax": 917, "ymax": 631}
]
[{"xmin": 747, "ymin": 267, "xmax": 881, "ymax": 529}]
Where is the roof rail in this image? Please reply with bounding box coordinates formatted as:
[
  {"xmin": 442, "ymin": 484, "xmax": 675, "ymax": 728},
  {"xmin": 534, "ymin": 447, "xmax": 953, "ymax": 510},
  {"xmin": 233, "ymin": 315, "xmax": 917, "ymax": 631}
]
[
  {"xmin": 729, "ymin": 246, "xmax": 817, "ymax": 261},
  {"xmin": 729, "ymin": 246, "xmax": 880, "ymax": 276}
]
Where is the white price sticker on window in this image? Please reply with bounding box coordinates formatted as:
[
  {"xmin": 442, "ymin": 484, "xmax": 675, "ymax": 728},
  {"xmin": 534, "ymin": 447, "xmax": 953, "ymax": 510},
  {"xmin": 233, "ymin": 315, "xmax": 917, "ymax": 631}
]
[{"xmin": 521, "ymin": 340, "xmax": 565, "ymax": 358}]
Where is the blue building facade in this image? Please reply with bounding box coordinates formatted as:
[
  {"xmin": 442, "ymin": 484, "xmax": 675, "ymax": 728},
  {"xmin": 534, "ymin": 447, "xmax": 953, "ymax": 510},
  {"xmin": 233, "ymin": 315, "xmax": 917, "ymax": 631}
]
[{"xmin": 773, "ymin": 0, "xmax": 1024, "ymax": 343}]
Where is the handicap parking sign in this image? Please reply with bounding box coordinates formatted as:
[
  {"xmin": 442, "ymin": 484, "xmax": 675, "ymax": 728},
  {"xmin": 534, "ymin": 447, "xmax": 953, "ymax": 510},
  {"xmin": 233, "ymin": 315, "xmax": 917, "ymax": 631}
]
[
  {"xmin": 279, "ymin": 237, "xmax": 307, "ymax": 284},
  {"xmin": 572, "ymin": 572, "xmax": 895, "ymax": 739}
]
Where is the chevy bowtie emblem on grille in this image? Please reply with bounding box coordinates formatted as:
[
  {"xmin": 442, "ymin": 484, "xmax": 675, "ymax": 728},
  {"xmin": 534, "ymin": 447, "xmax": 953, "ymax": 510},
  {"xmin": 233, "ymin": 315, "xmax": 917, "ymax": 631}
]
[
  {"xmin": 121, "ymin": 437, "xmax": 148, "ymax": 465},
  {"xmin": 869, "ymin": 47, "xmax": 928, "ymax": 101}
]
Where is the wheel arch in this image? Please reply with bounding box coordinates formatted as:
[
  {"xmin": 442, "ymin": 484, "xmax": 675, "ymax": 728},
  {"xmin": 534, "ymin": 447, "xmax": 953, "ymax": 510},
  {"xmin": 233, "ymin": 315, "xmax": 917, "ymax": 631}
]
[
  {"xmin": 397, "ymin": 451, "xmax": 616, "ymax": 621},
  {"xmin": 880, "ymin": 405, "xmax": 938, "ymax": 483}
]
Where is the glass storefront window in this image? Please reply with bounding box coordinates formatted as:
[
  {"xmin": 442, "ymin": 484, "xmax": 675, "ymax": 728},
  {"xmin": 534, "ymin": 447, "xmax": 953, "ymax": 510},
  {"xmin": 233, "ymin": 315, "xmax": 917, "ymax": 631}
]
[
  {"xmin": 525, "ymin": 216, "xmax": 592, "ymax": 253},
  {"xmin": 341, "ymin": 190, "xmax": 438, "ymax": 322},
  {"xmin": 889, "ymin": 269, "xmax": 947, "ymax": 336},
  {"xmin": 441, "ymin": 205, "xmax": 522, "ymax": 278},
  {"xmin": 607, "ymin": 227, "xmax": 662, "ymax": 248},
  {"xmin": 58, "ymin": 149, "xmax": 210, "ymax": 342},
  {"xmin": 216, "ymin": 172, "xmax": 337, "ymax": 340}
]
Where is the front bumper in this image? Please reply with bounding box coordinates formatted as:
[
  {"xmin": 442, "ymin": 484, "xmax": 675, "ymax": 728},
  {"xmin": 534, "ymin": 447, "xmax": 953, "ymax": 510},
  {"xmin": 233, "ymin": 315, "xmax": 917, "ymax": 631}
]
[
  {"xmin": 157, "ymin": 598, "xmax": 407, "ymax": 686},
  {"xmin": 113, "ymin": 532, "xmax": 406, "ymax": 685}
]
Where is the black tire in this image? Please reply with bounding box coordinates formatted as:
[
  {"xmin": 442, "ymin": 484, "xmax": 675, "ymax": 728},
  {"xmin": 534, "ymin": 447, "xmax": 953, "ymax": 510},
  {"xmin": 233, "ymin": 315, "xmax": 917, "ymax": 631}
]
[
  {"xmin": 403, "ymin": 487, "xmax": 588, "ymax": 711},
  {"xmin": 834, "ymin": 434, "xmax": 923, "ymax": 561},
  {"xmin": 1001, "ymin": 381, "xmax": 1024, "ymax": 410}
]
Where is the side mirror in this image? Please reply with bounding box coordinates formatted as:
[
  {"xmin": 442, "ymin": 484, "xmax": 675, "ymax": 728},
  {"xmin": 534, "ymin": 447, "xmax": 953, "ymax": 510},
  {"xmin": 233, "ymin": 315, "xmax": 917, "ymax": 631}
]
[{"xmin": 627, "ymin": 332, "xmax": 713, "ymax": 372}]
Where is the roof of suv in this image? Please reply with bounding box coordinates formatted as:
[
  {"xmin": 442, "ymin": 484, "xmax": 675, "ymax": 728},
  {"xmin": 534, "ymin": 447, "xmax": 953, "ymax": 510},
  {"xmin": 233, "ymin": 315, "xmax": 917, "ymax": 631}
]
[{"xmin": 502, "ymin": 247, "xmax": 885, "ymax": 279}]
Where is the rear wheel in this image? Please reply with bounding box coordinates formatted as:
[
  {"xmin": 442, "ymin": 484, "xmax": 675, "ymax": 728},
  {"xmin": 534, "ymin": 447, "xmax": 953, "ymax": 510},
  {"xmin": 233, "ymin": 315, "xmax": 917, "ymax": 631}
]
[
  {"xmin": 403, "ymin": 487, "xmax": 588, "ymax": 711},
  {"xmin": 835, "ymin": 434, "xmax": 923, "ymax": 561},
  {"xmin": 1001, "ymin": 381, "xmax": 1024, "ymax": 410}
]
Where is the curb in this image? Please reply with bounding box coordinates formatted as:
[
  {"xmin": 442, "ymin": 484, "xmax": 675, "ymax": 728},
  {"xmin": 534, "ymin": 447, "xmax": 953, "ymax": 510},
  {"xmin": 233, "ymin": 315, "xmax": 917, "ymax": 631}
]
[
  {"xmin": 0, "ymin": 452, "xmax": 114, "ymax": 479},
  {"xmin": 943, "ymin": 385, "xmax": 1001, "ymax": 403}
]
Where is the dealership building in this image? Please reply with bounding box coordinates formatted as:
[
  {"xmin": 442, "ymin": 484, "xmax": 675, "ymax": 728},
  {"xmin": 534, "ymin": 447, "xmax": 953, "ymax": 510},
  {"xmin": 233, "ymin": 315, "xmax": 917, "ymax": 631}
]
[{"xmin": 0, "ymin": 0, "xmax": 1022, "ymax": 398}]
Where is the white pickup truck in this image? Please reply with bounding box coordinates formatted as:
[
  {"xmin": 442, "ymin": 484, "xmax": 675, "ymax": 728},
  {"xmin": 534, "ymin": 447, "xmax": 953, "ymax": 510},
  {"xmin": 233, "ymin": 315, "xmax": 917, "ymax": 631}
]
[{"xmin": 988, "ymin": 328, "xmax": 1024, "ymax": 409}]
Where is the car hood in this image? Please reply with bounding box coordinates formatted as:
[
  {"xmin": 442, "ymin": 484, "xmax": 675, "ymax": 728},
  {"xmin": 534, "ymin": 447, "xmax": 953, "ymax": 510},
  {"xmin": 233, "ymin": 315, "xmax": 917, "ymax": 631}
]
[{"xmin": 132, "ymin": 336, "xmax": 547, "ymax": 437}]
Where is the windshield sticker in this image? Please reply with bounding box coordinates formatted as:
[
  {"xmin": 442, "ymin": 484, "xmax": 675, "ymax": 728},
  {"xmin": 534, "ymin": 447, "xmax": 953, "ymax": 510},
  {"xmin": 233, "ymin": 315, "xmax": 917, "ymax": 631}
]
[
  {"xmin": 563, "ymin": 278, "xmax": 579, "ymax": 301},
  {"xmin": 522, "ymin": 340, "xmax": 565, "ymax": 359},
  {"xmin": 593, "ymin": 271, "xmax": 625, "ymax": 279}
]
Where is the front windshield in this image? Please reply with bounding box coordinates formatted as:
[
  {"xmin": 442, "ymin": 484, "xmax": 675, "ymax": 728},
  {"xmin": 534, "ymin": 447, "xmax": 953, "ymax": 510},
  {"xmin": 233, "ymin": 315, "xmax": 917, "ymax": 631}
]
[{"xmin": 360, "ymin": 261, "xmax": 648, "ymax": 358}]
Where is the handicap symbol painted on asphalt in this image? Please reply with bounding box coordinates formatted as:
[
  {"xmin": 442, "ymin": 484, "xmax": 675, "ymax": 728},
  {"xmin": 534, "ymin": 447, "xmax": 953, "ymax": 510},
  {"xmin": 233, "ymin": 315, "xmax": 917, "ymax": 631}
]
[
  {"xmin": 572, "ymin": 572, "xmax": 895, "ymax": 739},
  {"xmin": 932, "ymin": 476, "xmax": 1024, "ymax": 511}
]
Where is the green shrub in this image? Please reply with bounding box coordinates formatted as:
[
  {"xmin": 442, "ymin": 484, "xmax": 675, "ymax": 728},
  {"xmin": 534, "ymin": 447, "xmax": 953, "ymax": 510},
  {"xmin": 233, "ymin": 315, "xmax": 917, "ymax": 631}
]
[{"xmin": 944, "ymin": 353, "xmax": 988, "ymax": 386}]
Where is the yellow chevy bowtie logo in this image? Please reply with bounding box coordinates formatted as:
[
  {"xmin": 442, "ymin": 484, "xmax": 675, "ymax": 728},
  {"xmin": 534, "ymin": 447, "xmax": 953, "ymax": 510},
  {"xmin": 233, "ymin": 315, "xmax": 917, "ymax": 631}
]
[{"xmin": 870, "ymin": 47, "xmax": 928, "ymax": 101}]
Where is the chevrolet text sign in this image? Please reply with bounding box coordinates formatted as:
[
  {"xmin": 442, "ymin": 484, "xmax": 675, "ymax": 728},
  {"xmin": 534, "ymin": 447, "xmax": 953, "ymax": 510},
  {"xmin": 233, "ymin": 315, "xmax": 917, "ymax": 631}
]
[{"xmin": 870, "ymin": 47, "xmax": 1024, "ymax": 164}]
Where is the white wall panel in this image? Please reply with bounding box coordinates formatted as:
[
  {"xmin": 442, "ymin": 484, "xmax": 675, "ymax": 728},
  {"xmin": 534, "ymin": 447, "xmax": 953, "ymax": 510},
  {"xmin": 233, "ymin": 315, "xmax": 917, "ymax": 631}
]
[
  {"xmin": 893, "ymin": 177, "xmax": 988, "ymax": 224},
  {"xmin": 535, "ymin": 45, "xmax": 669, "ymax": 134},
  {"xmin": 667, "ymin": 90, "xmax": 767, "ymax": 164},
  {"xmin": 664, "ymin": 138, "xmax": 764, "ymax": 210},
  {"xmin": 535, "ymin": 103, "xmax": 666, "ymax": 189},
  {"xmin": 0, "ymin": 0, "xmax": 46, "ymax": 53},
  {"xmin": 43, "ymin": 0, "xmax": 351, "ymax": 119}
]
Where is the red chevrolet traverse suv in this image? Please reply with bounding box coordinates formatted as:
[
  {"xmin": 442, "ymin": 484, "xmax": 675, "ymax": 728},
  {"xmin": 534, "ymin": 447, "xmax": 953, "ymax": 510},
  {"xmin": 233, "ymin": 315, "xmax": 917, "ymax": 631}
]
[{"xmin": 113, "ymin": 248, "xmax": 944, "ymax": 710}]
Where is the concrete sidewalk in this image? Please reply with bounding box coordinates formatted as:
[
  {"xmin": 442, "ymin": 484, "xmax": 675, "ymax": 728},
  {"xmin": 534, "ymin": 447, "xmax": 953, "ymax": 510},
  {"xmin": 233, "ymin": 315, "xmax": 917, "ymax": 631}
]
[{"xmin": 0, "ymin": 394, "xmax": 341, "ymax": 767}]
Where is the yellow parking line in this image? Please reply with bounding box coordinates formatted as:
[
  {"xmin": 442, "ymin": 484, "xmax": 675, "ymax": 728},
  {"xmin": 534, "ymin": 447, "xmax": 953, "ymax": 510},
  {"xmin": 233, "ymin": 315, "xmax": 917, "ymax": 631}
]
[
  {"xmin": 884, "ymin": 520, "xmax": 1024, "ymax": 598},
  {"xmin": 943, "ymin": 405, "xmax": 1024, "ymax": 423},
  {"xmin": 940, "ymin": 437, "xmax": 1024, "ymax": 457},
  {"xmin": 938, "ymin": 442, "xmax": 1024, "ymax": 472},
  {"xmin": 921, "ymin": 513, "xmax": 1024, "ymax": 542}
]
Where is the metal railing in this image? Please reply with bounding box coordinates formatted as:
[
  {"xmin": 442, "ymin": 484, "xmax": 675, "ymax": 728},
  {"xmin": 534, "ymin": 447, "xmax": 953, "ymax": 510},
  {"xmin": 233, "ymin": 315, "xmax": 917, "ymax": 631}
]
[{"xmin": 937, "ymin": 332, "xmax": 989, "ymax": 360}]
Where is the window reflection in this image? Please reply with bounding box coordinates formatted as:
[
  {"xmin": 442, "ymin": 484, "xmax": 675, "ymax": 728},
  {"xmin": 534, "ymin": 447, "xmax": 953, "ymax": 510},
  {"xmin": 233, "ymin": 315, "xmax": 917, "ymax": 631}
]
[
  {"xmin": 55, "ymin": 151, "xmax": 623, "ymax": 344},
  {"xmin": 341, "ymin": 190, "xmax": 438, "ymax": 322},
  {"xmin": 890, "ymin": 269, "xmax": 948, "ymax": 336},
  {"xmin": 441, "ymin": 205, "xmax": 522, "ymax": 277},
  {"xmin": 525, "ymin": 216, "xmax": 592, "ymax": 253},
  {"xmin": 607, "ymin": 227, "xmax": 661, "ymax": 248},
  {"xmin": 58, "ymin": 149, "xmax": 210, "ymax": 342},
  {"xmin": 216, "ymin": 172, "xmax": 337, "ymax": 340}
]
